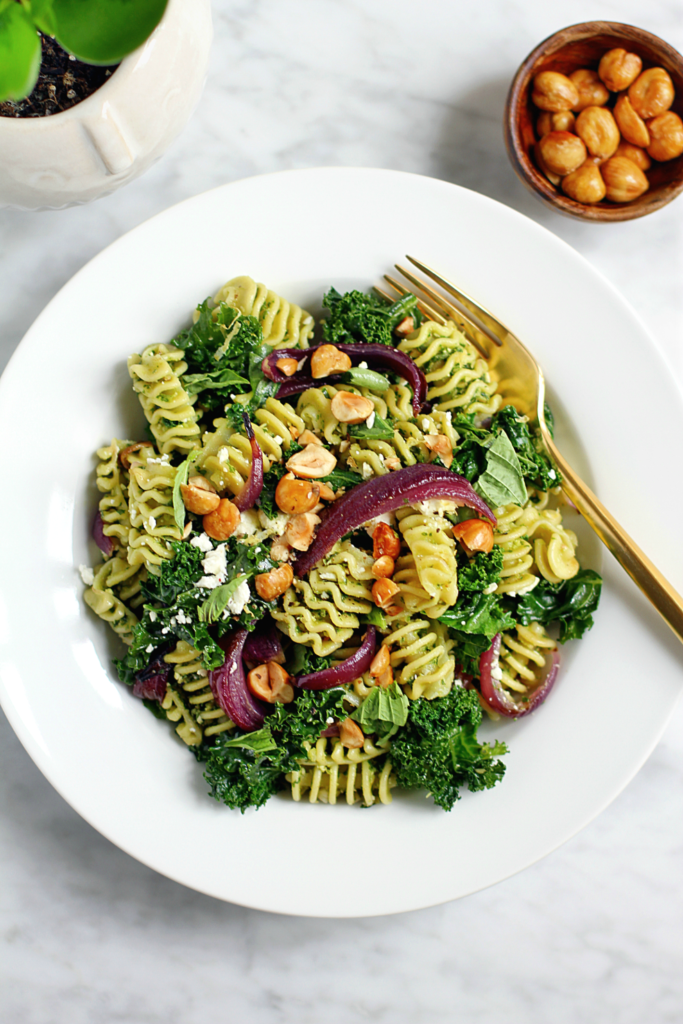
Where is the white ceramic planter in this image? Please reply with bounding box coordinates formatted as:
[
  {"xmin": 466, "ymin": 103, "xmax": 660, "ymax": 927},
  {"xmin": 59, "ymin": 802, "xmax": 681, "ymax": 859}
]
[{"xmin": 0, "ymin": 0, "xmax": 212, "ymax": 210}]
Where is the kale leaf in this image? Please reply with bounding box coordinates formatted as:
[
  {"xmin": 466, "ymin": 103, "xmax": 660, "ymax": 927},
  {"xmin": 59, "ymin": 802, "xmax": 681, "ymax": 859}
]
[
  {"xmin": 287, "ymin": 643, "xmax": 332, "ymax": 676},
  {"xmin": 513, "ymin": 569, "xmax": 602, "ymax": 642},
  {"xmin": 322, "ymin": 287, "xmax": 420, "ymax": 347},
  {"xmin": 258, "ymin": 462, "xmax": 286, "ymax": 518},
  {"xmin": 457, "ymin": 546, "xmax": 504, "ymax": 592},
  {"xmin": 389, "ymin": 687, "xmax": 507, "ymax": 810},
  {"xmin": 439, "ymin": 591, "xmax": 516, "ymax": 675},
  {"xmin": 349, "ymin": 414, "xmax": 395, "ymax": 440},
  {"xmin": 491, "ymin": 405, "xmax": 559, "ymax": 490},
  {"xmin": 202, "ymin": 688, "xmax": 348, "ymax": 812}
]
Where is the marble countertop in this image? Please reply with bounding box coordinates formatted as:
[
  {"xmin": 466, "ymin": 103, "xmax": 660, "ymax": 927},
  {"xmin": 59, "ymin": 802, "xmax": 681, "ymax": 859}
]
[{"xmin": 2, "ymin": 1, "xmax": 683, "ymax": 1021}]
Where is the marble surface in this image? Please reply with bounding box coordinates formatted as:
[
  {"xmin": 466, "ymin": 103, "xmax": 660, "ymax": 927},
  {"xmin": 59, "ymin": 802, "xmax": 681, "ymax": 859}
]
[{"xmin": 2, "ymin": 0, "xmax": 683, "ymax": 1020}]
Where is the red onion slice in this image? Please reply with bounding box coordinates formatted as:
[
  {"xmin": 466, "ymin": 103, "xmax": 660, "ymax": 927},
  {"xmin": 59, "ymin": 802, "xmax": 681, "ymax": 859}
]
[
  {"xmin": 265, "ymin": 343, "xmax": 427, "ymax": 414},
  {"xmin": 233, "ymin": 412, "xmax": 264, "ymax": 512},
  {"xmin": 92, "ymin": 511, "xmax": 115, "ymax": 558},
  {"xmin": 243, "ymin": 620, "xmax": 285, "ymax": 664},
  {"xmin": 209, "ymin": 628, "xmax": 267, "ymax": 730},
  {"xmin": 479, "ymin": 633, "xmax": 560, "ymax": 718},
  {"xmin": 293, "ymin": 464, "xmax": 495, "ymax": 577},
  {"xmin": 132, "ymin": 641, "xmax": 175, "ymax": 702},
  {"xmin": 295, "ymin": 627, "xmax": 377, "ymax": 689}
]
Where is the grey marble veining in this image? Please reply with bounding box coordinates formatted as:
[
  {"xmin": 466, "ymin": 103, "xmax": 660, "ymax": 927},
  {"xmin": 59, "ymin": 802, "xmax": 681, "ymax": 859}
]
[{"xmin": 1, "ymin": 1, "xmax": 683, "ymax": 1021}]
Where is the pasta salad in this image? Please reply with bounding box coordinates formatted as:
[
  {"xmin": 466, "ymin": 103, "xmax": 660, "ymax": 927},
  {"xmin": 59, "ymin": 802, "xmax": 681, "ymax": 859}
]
[{"xmin": 81, "ymin": 275, "xmax": 602, "ymax": 811}]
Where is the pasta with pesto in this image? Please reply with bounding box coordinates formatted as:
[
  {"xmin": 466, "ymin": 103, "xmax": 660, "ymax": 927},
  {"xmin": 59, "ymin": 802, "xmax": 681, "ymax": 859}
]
[{"xmin": 81, "ymin": 276, "xmax": 601, "ymax": 814}]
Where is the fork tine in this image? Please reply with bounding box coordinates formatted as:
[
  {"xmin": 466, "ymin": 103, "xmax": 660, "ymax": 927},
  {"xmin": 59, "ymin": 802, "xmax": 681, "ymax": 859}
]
[
  {"xmin": 383, "ymin": 274, "xmax": 447, "ymax": 325},
  {"xmin": 395, "ymin": 262, "xmax": 501, "ymax": 358},
  {"xmin": 405, "ymin": 256, "xmax": 505, "ymax": 348}
]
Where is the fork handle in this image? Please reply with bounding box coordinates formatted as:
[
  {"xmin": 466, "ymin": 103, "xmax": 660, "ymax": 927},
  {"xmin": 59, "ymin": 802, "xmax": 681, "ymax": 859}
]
[{"xmin": 543, "ymin": 433, "xmax": 683, "ymax": 644}]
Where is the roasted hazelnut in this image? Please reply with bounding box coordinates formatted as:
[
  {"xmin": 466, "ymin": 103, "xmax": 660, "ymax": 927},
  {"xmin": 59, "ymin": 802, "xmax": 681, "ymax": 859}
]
[
  {"xmin": 180, "ymin": 475, "xmax": 220, "ymax": 515},
  {"xmin": 286, "ymin": 443, "xmax": 337, "ymax": 479},
  {"xmin": 202, "ymin": 499, "xmax": 240, "ymax": 541},
  {"xmin": 536, "ymin": 110, "xmax": 576, "ymax": 136},
  {"xmin": 575, "ymin": 106, "xmax": 620, "ymax": 160},
  {"xmin": 275, "ymin": 357, "xmax": 298, "ymax": 377},
  {"xmin": 452, "ymin": 519, "xmax": 494, "ymax": 555},
  {"xmin": 601, "ymin": 156, "xmax": 649, "ymax": 203},
  {"xmin": 561, "ymin": 160, "xmax": 606, "ymax": 204},
  {"xmin": 372, "ymin": 578, "xmax": 401, "ymax": 609},
  {"xmin": 614, "ymin": 93, "xmax": 650, "ymax": 148},
  {"xmin": 569, "ymin": 69, "xmax": 609, "ymax": 111},
  {"xmin": 284, "ymin": 511, "xmax": 320, "ymax": 551},
  {"xmin": 369, "ymin": 645, "xmax": 392, "ymax": 677},
  {"xmin": 598, "ymin": 48, "xmax": 642, "ymax": 91},
  {"xmin": 629, "ymin": 67, "xmax": 675, "ymax": 119},
  {"xmin": 330, "ymin": 391, "xmax": 375, "ymax": 424},
  {"xmin": 275, "ymin": 472, "xmax": 320, "ymax": 514},
  {"xmin": 372, "ymin": 522, "xmax": 401, "ymax": 560},
  {"xmin": 254, "ymin": 563, "xmax": 294, "ymax": 601},
  {"xmin": 531, "ymin": 71, "xmax": 579, "ymax": 112},
  {"xmin": 646, "ymin": 111, "xmax": 683, "ymax": 161},
  {"xmin": 614, "ymin": 140, "xmax": 651, "ymax": 171},
  {"xmin": 423, "ymin": 433, "xmax": 453, "ymax": 468},
  {"xmin": 118, "ymin": 441, "xmax": 153, "ymax": 469},
  {"xmin": 538, "ymin": 130, "xmax": 587, "ymax": 176},
  {"xmin": 533, "ymin": 142, "xmax": 561, "ymax": 185},
  {"xmin": 339, "ymin": 718, "xmax": 364, "ymax": 748},
  {"xmin": 372, "ymin": 555, "xmax": 395, "ymax": 579},
  {"xmin": 310, "ymin": 344, "xmax": 352, "ymax": 379}
]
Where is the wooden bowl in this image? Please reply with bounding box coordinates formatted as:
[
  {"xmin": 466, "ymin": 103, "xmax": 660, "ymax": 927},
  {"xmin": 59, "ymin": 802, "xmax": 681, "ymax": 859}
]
[{"xmin": 505, "ymin": 22, "xmax": 683, "ymax": 221}]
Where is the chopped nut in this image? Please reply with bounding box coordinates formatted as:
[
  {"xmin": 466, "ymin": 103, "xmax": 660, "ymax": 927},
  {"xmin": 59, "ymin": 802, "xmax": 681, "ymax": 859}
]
[
  {"xmin": 310, "ymin": 344, "xmax": 352, "ymax": 378},
  {"xmin": 285, "ymin": 512, "xmax": 321, "ymax": 551},
  {"xmin": 376, "ymin": 667, "xmax": 394, "ymax": 688},
  {"xmin": 203, "ymin": 498, "xmax": 240, "ymax": 540},
  {"xmin": 394, "ymin": 316, "xmax": 415, "ymax": 337},
  {"xmin": 247, "ymin": 663, "xmax": 294, "ymax": 703},
  {"xmin": 118, "ymin": 441, "xmax": 153, "ymax": 469},
  {"xmin": 423, "ymin": 433, "xmax": 453, "ymax": 469},
  {"xmin": 373, "ymin": 522, "xmax": 401, "ymax": 560},
  {"xmin": 276, "ymin": 357, "xmax": 298, "ymax": 377},
  {"xmin": 255, "ymin": 563, "xmax": 294, "ymax": 601},
  {"xmin": 339, "ymin": 718, "xmax": 365, "ymax": 748},
  {"xmin": 270, "ymin": 537, "xmax": 291, "ymax": 562},
  {"xmin": 330, "ymin": 391, "xmax": 374, "ymax": 424},
  {"xmin": 370, "ymin": 645, "xmax": 391, "ymax": 677},
  {"xmin": 289, "ymin": 426, "xmax": 300, "ymax": 439},
  {"xmin": 453, "ymin": 518, "xmax": 494, "ymax": 555},
  {"xmin": 384, "ymin": 456, "xmax": 401, "ymax": 471},
  {"xmin": 286, "ymin": 443, "xmax": 337, "ymax": 479},
  {"xmin": 372, "ymin": 555, "xmax": 395, "ymax": 578},
  {"xmin": 298, "ymin": 429, "xmax": 321, "ymax": 446},
  {"xmin": 275, "ymin": 472, "xmax": 320, "ymax": 514},
  {"xmin": 372, "ymin": 578, "xmax": 401, "ymax": 608},
  {"xmin": 247, "ymin": 665, "xmax": 271, "ymax": 700},
  {"xmin": 318, "ymin": 482, "xmax": 336, "ymax": 501},
  {"xmin": 181, "ymin": 475, "xmax": 220, "ymax": 515}
]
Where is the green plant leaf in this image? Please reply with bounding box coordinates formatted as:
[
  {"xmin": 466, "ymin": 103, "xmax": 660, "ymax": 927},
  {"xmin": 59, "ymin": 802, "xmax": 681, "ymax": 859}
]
[
  {"xmin": 29, "ymin": 0, "xmax": 57, "ymax": 35},
  {"xmin": 349, "ymin": 414, "xmax": 394, "ymax": 440},
  {"xmin": 0, "ymin": 4, "xmax": 41, "ymax": 103},
  {"xmin": 342, "ymin": 367, "xmax": 390, "ymax": 392},
  {"xmin": 51, "ymin": 0, "xmax": 168, "ymax": 65},
  {"xmin": 198, "ymin": 575, "xmax": 249, "ymax": 624},
  {"xmin": 351, "ymin": 682, "xmax": 409, "ymax": 737},
  {"xmin": 474, "ymin": 430, "xmax": 527, "ymax": 508},
  {"xmin": 223, "ymin": 726, "xmax": 278, "ymax": 754},
  {"xmin": 172, "ymin": 449, "xmax": 200, "ymax": 531}
]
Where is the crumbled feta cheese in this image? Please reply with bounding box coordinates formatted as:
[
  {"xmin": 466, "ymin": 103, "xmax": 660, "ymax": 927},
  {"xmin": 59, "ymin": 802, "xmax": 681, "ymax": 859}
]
[
  {"xmin": 483, "ymin": 582, "xmax": 498, "ymax": 595},
  {"xmin": 190, "ymin": 532, "xmax": 214, "ymax": 553},
  {"xmin": 413, "ymin": 499, "xmax": 459, "ymax": 516},
  {"xmin": 201, "ymin": 543, "xmax": 227, "ymax": 580},
  {"xmin": 364, "ymin": 512, "xmax": 395, "ymax": 537},
  {"xmin": 78, "ymin": 564, "xmax": 94, "ymax": 586},
  {"xmin": 358, "ymin": 361, "xmax": 368, "ymax": 369},
  {"xmin": 548, "ymin": 469, "xmax": 556, "ymax": 480},
  {"xmin": 326, "ymin": 716, "xmax": 335, "ymax": 725},
  {"xmin": 421, "ymin": 418, "xmax": 431, "ymax": 431},
  {"xmin": 174, "ymin": 609, "xmax": 192, "ymax": 625},
  {"xmin": 233, "ymin": 508, "xmax": 260, "ymax": 538},
  {"xmin": 365, "ymin": 411, "xmax": 375, "ymax": 429},
  {"xmin": 146, "ymin": 644, "xmax": 155, "ymax": 653},
  {"xmin": 149, "ymin": 611, "xmax": 157, "ymax": 622},
  {"xmin": 217, "ymin": 447, "xmax": 230, "ymax": 465},
  {"xmin": 319, "ymin": 571, "xmax": 336, "ymax": 580},
  {"xmin": 257, "ymin": 511, "xmax": 290, "ymax": 537},
  {"xmin": 226, "ymin": 578, "xmax": 251, "ymax": 616},
  {"xmin": 257, "ymin": 560, "xmax": 271, "ymax": 571},
  {"xmin": 362, "ymin": 463, "xmax": 373, "ymax": 479},
  {"xmin": 147, "ymin": 516, "xmax": 157, "ymax": 531},
  {"xmin": 491, "ymin": 663, "xmax": 503, "ymax": 682},
  {"xmin": 195, "ymin": 575, "xmax": 223, "ymax": 590}
]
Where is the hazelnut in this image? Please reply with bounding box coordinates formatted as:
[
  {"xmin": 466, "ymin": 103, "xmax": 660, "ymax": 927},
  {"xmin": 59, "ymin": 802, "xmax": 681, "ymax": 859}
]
[
  {"xmin": 536, "ymin": 110, "xmax": 576, "ymax": 137},
  {"xmin": 298, "ymin": 429, "xmax": 321, "ymax": 446},
  {"xmin": 310, "ymin": 344, "xmax": 352, "ymax": 379},
  {"xmin": 180, "ymin": 475, "xmax": 220, "ymax": 515},
  {"xmin": 538, "ymin": 131, "xmax": 587, "ymax": 176},
  {"xmin": 202, "ymin": 498, "xmax": 240, "ymax": 541},
  {"xmin": 452, "ymin": 519, "xmax": 494, "ymax": 555},
  {"xmin": 575, "ymin": 106, "xmax": 620, "ymax": 160},
  {"xmin": 118, "ymin": 441, "xmax": 153, "ymax": 469},
  {"xmin": 614, "ymin": 94, "xmax": 650, "ymax": 148},
  {"xmin": 531, "ymin": 71, "xmax": 579, "ymax": 112},
  {"xmin": 284, "ymin": 511, "xmax": 321, "ymax": 551},
  {"xmin": 533, "ymin": 142, "xmax": 561, "ymax": 186},
  {"xmin": 372, "ymin": 555, "xmax": 395, "ymax": 578},
  {"xmin": 275, "ymin": 472, "xmax": 320, "ymax": 514},
  {"xmin": 629, "ymin": 67, "xmax": 675, "ymax": 119},
  {"xmin": 247, "ymin": 662, "xmax": 294, "ymax": 704},
  {"xmin": 275, "ymin": 357, "xmax": 298, "ymax": 377},
  {"xmin": 317, "ymin": 482, "xmax": 336, "ymax": 501},
  {"xmin": 254, "ymin": 564, "xmax": 294, "ymax": 601},
  {"xmin": 423, "ymin": 433, "xmax": 453, "ymax": 469},
  {"xmin": 614, "ymin": 141, "xmax": 651, "ymax": 171},
  {"xmin": 598, "ymin": 48, "xmax": 642, "ymax": 92},
  {"xmin": 372, "ymin": 578, "xmax": 401, "ymax": 609},
  {"xmin": 569, "ymin": 69, "xmax": 609, "ymax": 111},
  {"xmin": 646, "ymin": 111, "xmax": 683, "ymax": 161},
  {"xmin": 329, "ymin": 391, "xmax": 375, "ymax": 424},
  {"xmin": 286, "ymin": 443, "xmax": 337, "ymax": 479},
  {"xmin": 561, "ymin": 160, "xmax": 606, "ymax": 204},
  {"xmin": 394, "ymin": 316, "xmax": 415, "ymax": 337},
  {"xmin": 375, "ymin": 667, "xmax": 394, "ymax": 689},
  {"xmin": 372, "ymin": 522, "xmax": 401, "ymax": 560},
  {"xmin": 369, "ymin": 645, "xmax": 391, "ymax": 678},
  {"xmin": 601, "ymin": 156, "xmax": 649, "ymax": 203},
  {"xmin": 339, "ymin": 718, "xmax": 365, "ymax": 748}
]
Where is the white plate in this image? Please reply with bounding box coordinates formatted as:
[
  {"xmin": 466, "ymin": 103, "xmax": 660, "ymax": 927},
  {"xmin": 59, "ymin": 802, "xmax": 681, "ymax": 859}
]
[{"xmin": 1, "ymin": 168, "xmax": 682, "ymax": 918}]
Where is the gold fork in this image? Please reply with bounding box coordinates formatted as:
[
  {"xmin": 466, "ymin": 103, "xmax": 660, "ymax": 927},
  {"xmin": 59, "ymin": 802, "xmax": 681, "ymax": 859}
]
[{"xmin": 378, "ymin": 255, "xmax": 683, "ymax": 645}]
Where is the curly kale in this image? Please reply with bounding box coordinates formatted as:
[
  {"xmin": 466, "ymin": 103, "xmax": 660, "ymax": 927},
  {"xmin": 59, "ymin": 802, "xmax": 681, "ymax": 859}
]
[
  {"xmin": 389, "ymin": 688, "xmax": 507, "ymax": 810},
  {"xmin": 513, "ymin": 569, "xmax": 602, "ymax": 642},
  {"xmin": 201, "ymin": 688, "xmax": 348, "ymax": 811},
  {"xmin": 457, "ymin": 546, "xmax": 503, "ymax": 592},
  {"xmin": 439, "ymin": 592, "xmax": 516, "ymax": 676},
  {"xmin": 322, "ymin": 287, "xmax": 421, "ymax": 347}
]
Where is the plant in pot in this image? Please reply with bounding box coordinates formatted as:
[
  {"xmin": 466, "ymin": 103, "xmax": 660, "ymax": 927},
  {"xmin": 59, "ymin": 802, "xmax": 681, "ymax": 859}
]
[{"xmin": 0, "ymin": 0, "xmax": 212, "ymax": 210}]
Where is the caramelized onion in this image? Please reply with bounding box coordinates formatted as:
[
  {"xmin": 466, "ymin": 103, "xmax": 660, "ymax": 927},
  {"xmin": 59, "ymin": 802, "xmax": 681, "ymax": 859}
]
[
  {"xmin": 132, "ymin": 641, "xmax": 175, "ymax": 702},
  {"xmin": 243, "ymin": 620, "xmax": 285, "ymax": 664},
  {"xmin": 296, "ymin": 627, "xmax": 377, "ymax": 689},
  {"xmin": 92, "ymin": 511, "xmax": 115, "ymax": 558},
  {"xmin": 293, "ymin": 464, "xmax": 495, "ymax": 577},
  {"xmin": 479, "ymin": 633, "xmax": 560, "ymax": 718},
  {"xmin": 233, "ymin": 412, "xmax": 264, "ymax": 511},
  {"xmin": 209, "ymin": 628, "xmax": 267, "ymax": 730}
]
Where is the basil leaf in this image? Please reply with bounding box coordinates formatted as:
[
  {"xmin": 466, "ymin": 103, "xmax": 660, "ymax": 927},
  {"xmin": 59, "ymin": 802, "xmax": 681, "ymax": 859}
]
[
  {"xmin": 475, "ymin": 430, "xmax": 527, "ymax": 508},
  {"xmin": 342, "ymin": 368, "xmax": 390, "ymax": 391},
  {"xmin": 351, "ymin": 682, "xmax": 409, "ymax": 736},
  {"xmin": 172, "ymin": 450, "xmax": 200, "ymax": 531},
  {"xmin": 223, "ymin": 726, "xmax": 278, "ymax": 754},
  {"xmin": 182, "ymin": 367, "xmax": 250, "ymax": 395},
  {"xmin": 198, "ymin": 574, "xmax": 248, "ymax": 624},
  {"xmin": 349, "ymin": 414, "xmax": 394, "ymax": 440}
]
